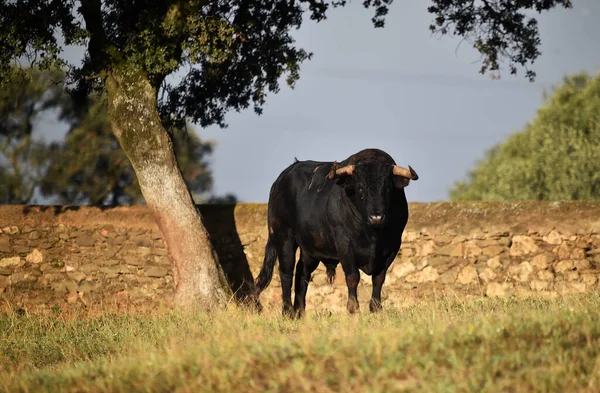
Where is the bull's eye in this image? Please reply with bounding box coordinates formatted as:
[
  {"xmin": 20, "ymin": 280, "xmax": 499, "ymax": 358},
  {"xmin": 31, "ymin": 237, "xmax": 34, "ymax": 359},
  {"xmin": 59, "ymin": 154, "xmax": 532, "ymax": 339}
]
[{"xmin": 358, "ymin": 187, "xmax": 364, "ymax": 199}]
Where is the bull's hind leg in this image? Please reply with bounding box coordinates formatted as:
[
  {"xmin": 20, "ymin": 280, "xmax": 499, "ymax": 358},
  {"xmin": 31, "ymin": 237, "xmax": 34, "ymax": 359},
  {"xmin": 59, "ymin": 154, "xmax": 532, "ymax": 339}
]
[
  {"xmin": 275, "ymin": 234, "xmax": 297, "ymax": 318},
  {"xmin": 293, "ymin": 251, "xmax": 319, "ymax": 318}
]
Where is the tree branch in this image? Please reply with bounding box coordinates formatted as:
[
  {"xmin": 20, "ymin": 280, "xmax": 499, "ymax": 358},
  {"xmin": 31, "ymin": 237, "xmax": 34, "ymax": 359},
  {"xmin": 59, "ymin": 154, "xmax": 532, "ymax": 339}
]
[{"xmin": 80, "ymin": 0, "xmax": 108, "ymax": 67}]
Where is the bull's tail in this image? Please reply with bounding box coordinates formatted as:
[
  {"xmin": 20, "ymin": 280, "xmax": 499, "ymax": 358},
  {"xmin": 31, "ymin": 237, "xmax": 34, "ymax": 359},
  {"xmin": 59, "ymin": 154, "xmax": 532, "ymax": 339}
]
[
  {"xmin": 326, "ymin": 265, "xmax": 336, "ymax": 285},
  {"xmin": 254, "ymin": 237, "xmax": 278, "ymax": 295}
]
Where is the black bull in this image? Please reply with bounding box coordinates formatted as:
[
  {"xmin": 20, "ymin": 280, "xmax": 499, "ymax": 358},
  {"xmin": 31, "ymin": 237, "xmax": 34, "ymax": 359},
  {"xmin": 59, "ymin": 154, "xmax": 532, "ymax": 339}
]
[{"xmin": 251, "ymin": 148, "xmax": 419, "ymax": 317}]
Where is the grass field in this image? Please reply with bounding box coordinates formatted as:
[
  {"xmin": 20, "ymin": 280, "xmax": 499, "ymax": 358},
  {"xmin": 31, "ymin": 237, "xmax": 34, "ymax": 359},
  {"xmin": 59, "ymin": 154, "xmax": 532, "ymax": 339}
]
[{"xmin": 2, "ymin": 294, "xmax": 600, "ymax": 393}]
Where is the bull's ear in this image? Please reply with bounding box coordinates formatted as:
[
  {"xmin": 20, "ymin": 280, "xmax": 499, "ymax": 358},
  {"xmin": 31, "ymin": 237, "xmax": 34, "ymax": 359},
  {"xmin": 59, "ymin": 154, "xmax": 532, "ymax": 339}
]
[
  {"xmin": 339, "ymin": 176, "xmax": 353, "ymax": 188},
  {"xmin": 339, "ymin": 177, "xmax": 355, "ymax": 194},
  {"xmin": 393, "ymin": 177, "xmax": 411, "ymax": 188}
]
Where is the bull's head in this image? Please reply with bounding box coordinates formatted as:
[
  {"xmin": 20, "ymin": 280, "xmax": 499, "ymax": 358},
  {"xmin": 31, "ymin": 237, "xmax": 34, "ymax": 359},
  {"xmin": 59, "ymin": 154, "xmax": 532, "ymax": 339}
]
[{"xmin": 328, "ymin": 158, "xmax": 418, "ymax": 227}]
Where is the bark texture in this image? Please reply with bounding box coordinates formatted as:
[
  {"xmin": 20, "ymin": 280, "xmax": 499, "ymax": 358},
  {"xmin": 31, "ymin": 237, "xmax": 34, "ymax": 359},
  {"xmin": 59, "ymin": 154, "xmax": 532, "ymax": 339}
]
[{"xmin": 106, "ymin": 68, "xmax": 231, "ymax": 308}]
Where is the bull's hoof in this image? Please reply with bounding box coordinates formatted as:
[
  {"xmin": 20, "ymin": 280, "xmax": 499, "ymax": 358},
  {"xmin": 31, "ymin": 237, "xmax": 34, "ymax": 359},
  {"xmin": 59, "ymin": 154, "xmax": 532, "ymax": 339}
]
[
  {"xmin": 369, "ymin": 299, "xmax": 383, "ymax": 313},
  {"xmin": 294, "ymin": 307, "xmax": 306, "ymax": 319},
  {"xmin": 282, "ymin": 305, "xmax": 295, "ymax": 319},
  {"xmin": 246, "ymin": 293, "xmax": 263, "ymax": 313},
  {"xmin": 347, "ymin": 299, "xmax": 360, "ymax": 314}
]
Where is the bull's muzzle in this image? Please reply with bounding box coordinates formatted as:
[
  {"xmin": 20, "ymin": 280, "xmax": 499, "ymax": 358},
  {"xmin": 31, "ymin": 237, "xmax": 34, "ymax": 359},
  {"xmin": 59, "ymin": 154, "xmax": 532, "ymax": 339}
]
[{"xmin": 368, "ymin": 214, "xmax": 385, "ymax": 226}]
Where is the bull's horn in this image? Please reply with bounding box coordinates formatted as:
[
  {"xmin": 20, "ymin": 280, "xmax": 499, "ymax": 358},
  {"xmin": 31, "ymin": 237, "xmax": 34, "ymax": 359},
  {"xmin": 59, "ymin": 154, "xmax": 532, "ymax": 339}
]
[
  {"xmin": 328, "ymin": 163, "xmax": 355, "ymax": 179},
  {"xmin": 392, "ymin": 164, "xmax": 419, "ymax": 180}
]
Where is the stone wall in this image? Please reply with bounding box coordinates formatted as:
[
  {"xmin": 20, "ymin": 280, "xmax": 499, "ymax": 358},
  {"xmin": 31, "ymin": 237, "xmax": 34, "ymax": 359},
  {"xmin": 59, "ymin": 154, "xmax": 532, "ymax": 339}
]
[{"xmin": 1, "ymin": 202, "xmax": 599, "ymax": 313}]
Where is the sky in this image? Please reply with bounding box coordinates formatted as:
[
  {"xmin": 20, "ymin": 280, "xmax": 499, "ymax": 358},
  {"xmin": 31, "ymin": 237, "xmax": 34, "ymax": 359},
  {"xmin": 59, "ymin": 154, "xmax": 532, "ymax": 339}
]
[{"xmin": 40, "ymin": 0, "xmax": 600, "ymax": 204}]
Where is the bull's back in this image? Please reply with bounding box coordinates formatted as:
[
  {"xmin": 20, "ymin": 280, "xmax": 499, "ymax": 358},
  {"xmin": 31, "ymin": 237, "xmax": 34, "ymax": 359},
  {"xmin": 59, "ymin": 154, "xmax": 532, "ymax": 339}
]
[{"xmin": 267, "ymin": 160, "xmax": 336, "ymax": 239}]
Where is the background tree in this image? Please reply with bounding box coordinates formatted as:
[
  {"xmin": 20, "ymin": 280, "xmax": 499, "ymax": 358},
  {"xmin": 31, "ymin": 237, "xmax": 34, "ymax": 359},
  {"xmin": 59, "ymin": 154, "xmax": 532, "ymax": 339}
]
[
  {"xmin": 0, "ymin": 66, "xmax": 233, "ymax": 206},
  {"xmin": 450, "ymin": 71, "xmax": 600, "ymax": 201},
  {"xmin": 41, "ymin": 94, "xmax": 232, "ymax": 206},
  {"xmin": 0, "ymin": 67, "xmax": 65, "ymax": 204},
  {"xmin": 0, "ymin": 0, "xmax": 573, "ymax": 308}
]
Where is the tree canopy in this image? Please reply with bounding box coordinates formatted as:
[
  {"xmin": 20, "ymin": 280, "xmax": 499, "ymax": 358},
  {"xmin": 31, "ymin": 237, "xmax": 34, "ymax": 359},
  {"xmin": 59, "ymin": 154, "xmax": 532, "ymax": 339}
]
[
  {"xmin": 1, "ymin": 0, "xmax": 573, "ymax": 130},
  {"xmin": 449, "ymin": 71, "xmax": 600, "ymax": 201}
]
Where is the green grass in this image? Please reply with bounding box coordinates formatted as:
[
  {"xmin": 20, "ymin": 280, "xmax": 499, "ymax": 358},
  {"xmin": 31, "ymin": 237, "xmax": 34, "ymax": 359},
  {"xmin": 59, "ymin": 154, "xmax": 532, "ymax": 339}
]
[{"xmin": 2, "ymin": 294, "xmax": 600, "ymax": 393}]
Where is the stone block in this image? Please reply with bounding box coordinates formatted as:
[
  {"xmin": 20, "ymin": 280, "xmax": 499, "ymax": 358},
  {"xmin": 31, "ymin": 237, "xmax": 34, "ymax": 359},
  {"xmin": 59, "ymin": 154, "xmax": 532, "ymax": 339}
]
[
  {"xmin": 537, "ymin": 270, "xmax": 554, "ymax": 281},
  {"xmin": 554, "ymin": 260, "xmax": 574, "ymax": 273},
  {"xmin": 582, "ymin": 274, "xmax": 598, "ymax": 286},
  {"xmin": 76, "ymin": 236, "xmax": 96, "ymax": 247},
  {"xmin": 479, "ymin": 268, "xmax": 497, "ymax": 283},
  {"xmin": 482, "ymin": 245, "xmax": 503, "ymax": 257},
  {"xmin": 0, "ymin": 256, "xmax": 21, "ymax": 268},
  {"xmin": 405, "ymin": 266, "xmax": 439, "ymax": 283},
  {"xmin": 510, "ymin": 236, "xmax": 540, "ymax": 256},
  {"xmin": 543, "ymin": 231, "xmax": 562, "ymax": 245},
  {"xmin": 487, "ymin": 256, "xmax": 502, "ymax": 269},
  {"xmin": 67, "ymin": 271, "xmax": 86, "ymax": 282},
  {"xmin": 390, "ymin": 261, "xmax": 415, "ymax": 279},
  {"xmin": 145, "ymin": 266, "xmax": 169, "ymax": 278},
  {"xmin": 439, "ymin": 266, "xmax": 460, "ymax": 284},
  {"xmin": 575, "ymin": 259, "xmax": 591, "ymax": 271},
  {"xmin": 486, "ymin": 283, "xmax": 505, "ymax": 297},
  {"xmin": 0, "ymin": 236, "xmax": 12, "ymax": 253},
  {"xmin": 25, "ymin": 249, "xmax": 44, "ymax": 264},
  {"xmin": 531, "ymin": 254, "xmax": 549, "ymax": 270},
  {"xmin": 457, "ymin": 266, "xmax": 478, "ymax": 285},
  {"xmin": 415, "ymin": 240, "xmax": 436, "ymax": 256},
  {"xmin": 564, "ymin": 271, "xmax": 579, "ymax": 282},
  {"xmin": 530, "ymin": 280, "xmax": 549, "ymax": 291}
]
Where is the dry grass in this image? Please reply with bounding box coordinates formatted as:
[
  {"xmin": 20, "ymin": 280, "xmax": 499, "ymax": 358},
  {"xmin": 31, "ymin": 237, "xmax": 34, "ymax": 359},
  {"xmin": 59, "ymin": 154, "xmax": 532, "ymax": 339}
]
[{"xmin": 2, "ymin": 293, "xmax": 600, "ymax": 393}]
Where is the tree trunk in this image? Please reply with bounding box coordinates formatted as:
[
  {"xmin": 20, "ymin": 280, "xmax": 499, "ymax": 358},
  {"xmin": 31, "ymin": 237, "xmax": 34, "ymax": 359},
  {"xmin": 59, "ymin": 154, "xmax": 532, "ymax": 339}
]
[{"xmin": 105, "ymin": 68, "xmax": 231, "ymax": 308}]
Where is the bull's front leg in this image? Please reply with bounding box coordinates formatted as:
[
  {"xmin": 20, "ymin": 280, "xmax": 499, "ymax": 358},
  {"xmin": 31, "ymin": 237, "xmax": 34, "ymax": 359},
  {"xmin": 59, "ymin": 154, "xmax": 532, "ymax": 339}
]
[
  {"xmin": 342, "ymin": 264, "xmax": 360, "ymax": 314},
  {"xmin": 369, "ymin": 269, "xmax": 386, "ymax": 313},
  {"xmin": 369, "ymin": 251, "xmax": 397, "ymax": 312}
]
